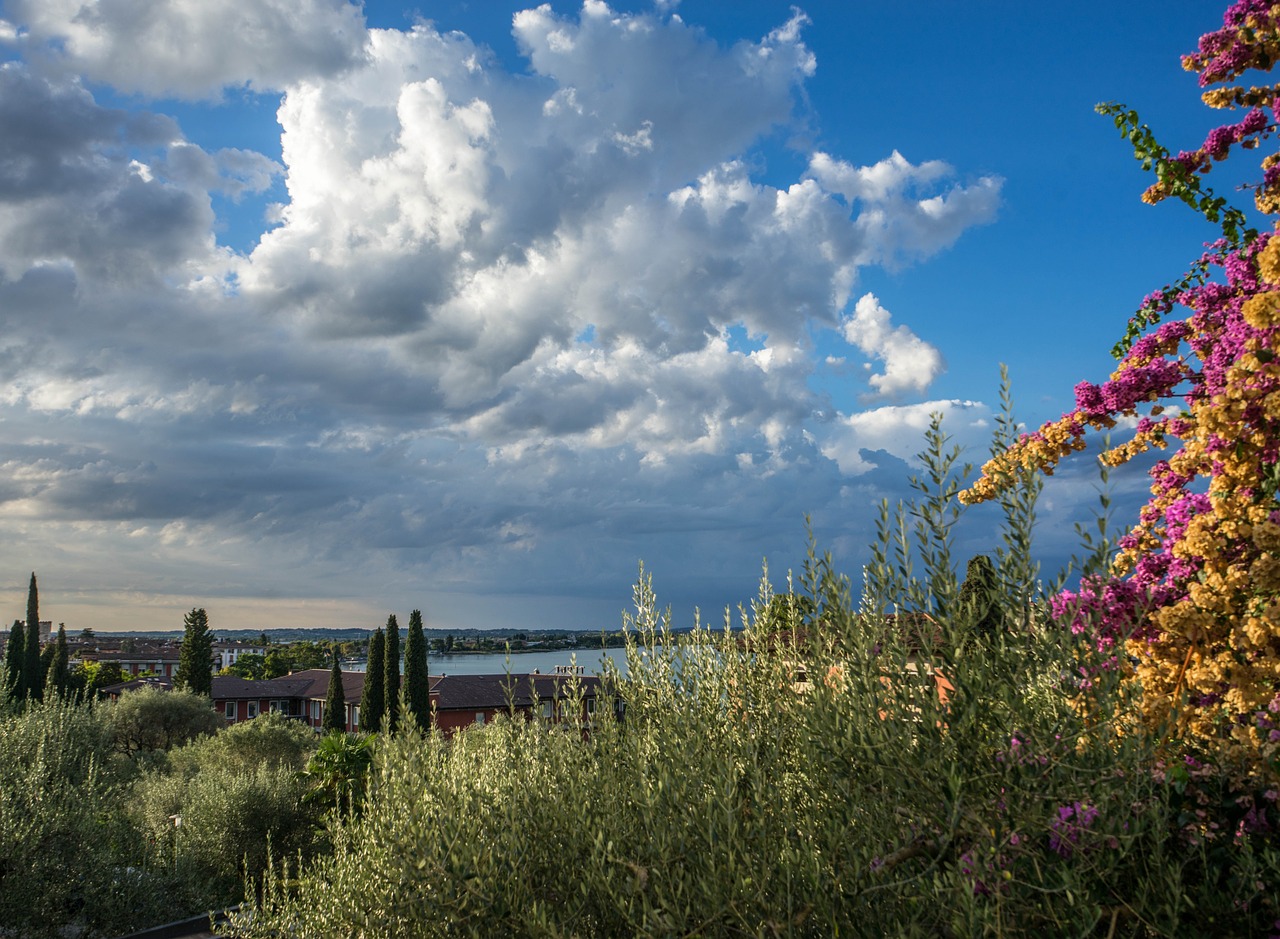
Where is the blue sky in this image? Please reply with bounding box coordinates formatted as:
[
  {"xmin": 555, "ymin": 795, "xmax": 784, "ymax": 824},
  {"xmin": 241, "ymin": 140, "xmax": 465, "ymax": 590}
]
[{"xmin": 0, "ymin": 1, "xmax": 1240, "ymax": 632}]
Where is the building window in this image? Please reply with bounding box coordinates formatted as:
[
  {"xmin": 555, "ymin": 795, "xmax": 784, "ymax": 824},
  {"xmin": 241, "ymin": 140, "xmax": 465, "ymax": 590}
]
[
  {"xmin": 224, "ymin": 701, "xmax": 236, "ymax": 720},
  {"xmin": 586, "ymin": 697, "xmax": 596, "ymax": 715},
  {"xmin": 475, "ymin": 711, "xmax": 486, "ymax": 724},
  {"xmin": 311, "ymin": 701, "xmax": 321, "ymax": 721},
  {"xmin": 541, "ymin": 701, "xmax": 553, "ymax": 720},
  {"xmin": 350, "ymin": 705, "xmax": 358, "ymax": 728},
  {"xmin": 247, "ymin": 701, "xmax": 259, "ymax": 719}
]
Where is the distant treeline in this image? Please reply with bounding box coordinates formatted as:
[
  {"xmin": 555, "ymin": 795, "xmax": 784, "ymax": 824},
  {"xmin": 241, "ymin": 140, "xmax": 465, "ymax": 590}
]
[{"xmin": 97, "ymin": 625, "xmax": 697, "ymax": 644}]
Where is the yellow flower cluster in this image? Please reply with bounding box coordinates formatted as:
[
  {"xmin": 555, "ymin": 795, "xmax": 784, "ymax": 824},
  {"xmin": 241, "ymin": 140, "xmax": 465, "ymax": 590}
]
[
  {"xmin": 967, "ymin": 246, "xmax": 1280, "ymax": 777},
  {"xmin": 1201, "ymin": 83, "xmax": 1280, "ymax": 110},
  {"xmin": 1256, "ymin": 233, "xmax": 1280, "ymax": 282},
  {"xmin": 958, "ymin": 411, "xmax": 1098, "ymax": 506},
  {"xmin": 1260, "ymin": 154, "xmax": 1280, "ymax": 214},
  {"xmin": 1134, "ymin": 397, "xmax": 1279, "ymax": 773},
  {"xmin": 1100, "ymin": 426, "xmax": 1169, "ymax": 467},
  {"xmin": 1141, "ymin": 182, "xmax": 1169, "ymax": 206},
  {"xmin": 1242, "ymin": 290, "xmax": 1280, "ymax": 327}
]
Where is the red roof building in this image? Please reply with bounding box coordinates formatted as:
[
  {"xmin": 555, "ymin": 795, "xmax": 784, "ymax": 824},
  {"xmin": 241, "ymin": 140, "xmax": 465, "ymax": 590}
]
[
  {"xmin": 212, "ymin": 670, "xmax": 365, "ymax": 732},
  {"xmin": 428, "ymin": 669, "xmax": 606, "ymax": 736},
  {"xmin": 102, "ymin": 665, "xmax": 612, "ymax": 738}
]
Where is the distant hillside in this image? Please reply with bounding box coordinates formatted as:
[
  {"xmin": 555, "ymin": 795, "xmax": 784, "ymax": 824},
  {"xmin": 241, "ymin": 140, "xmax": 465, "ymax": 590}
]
[
  {"xmin": 90, "ymin": 625, "xmax": 659, "ymax": 641},
  {"xmin": 93, "ymin": 624, "xmax": 698, "ymax": 642}
]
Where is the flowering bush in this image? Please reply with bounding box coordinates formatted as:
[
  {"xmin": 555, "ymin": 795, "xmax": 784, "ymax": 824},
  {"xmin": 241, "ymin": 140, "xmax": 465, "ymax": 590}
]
[{"xmin": 963, "ymin": 0, "xmax": 1280, "ymax": 784}]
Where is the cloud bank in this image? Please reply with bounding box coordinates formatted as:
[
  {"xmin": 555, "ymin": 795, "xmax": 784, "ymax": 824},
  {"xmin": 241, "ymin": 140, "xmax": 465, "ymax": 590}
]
[{"xmin": 0, "ymin": 1, "xmax": 1006, "ymax": 629}]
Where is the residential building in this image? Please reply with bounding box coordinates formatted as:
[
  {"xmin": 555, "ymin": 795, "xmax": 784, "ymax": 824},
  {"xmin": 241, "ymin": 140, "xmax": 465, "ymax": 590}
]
[
  {"xmin": 212, "ymin": 641, "xmax": 268, "ymax": 671},
  {"xmin": 101, "ymin": 665, "xmax": 611, "ymax": 738},
  {"xmin": 428, "ymin": 668, "xmax": 605, "ymax": 735},
  {"xmin": 74, "ymin": 644, "xmax": 183, "ymax": 679},
  {"xmin": 213, "ymin": 670, "xmax": 364, "ymax": 733}
]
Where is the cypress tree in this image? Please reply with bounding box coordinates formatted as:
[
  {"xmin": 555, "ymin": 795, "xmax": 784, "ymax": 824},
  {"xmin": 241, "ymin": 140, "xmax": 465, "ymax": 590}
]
[
  {"xmin": 360, "ymin": 628, "xmax": 385, "ymax": 732},
  {"xmin": 956, "ymin": 555, "xmax": 1002, "ymax": 654},
  {"xmin": 323, "ymin": 648, "xmax": 347, "ymax": 733},
  {"xmin": 383, "ymin": 614, "xmax": 401, "ymax": 733},
  {"xmin": 49, "ymin": 624, "xmax": 69, "ymax": 697},
  {"xmin": 4, "ymin": 620, "xmax": 23, "ymax": 699},
  {"xmin": 403, "ymin": 608, "xmax": 430, "ymax": 730},
  {"xmin": 24, "ymin": 573, "xmax": 41, "ymax": 701},
  {"xmin": 175, "ymin": 607, "xmax": 214, "ymax": 695},
  {"xmin": 38, "ymin": 644, "xmax": 54, "ymax": 685}
]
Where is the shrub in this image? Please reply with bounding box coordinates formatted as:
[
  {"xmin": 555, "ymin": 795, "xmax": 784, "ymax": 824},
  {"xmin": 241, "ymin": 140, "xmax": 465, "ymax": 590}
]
[
  {"xmin": 167, "ymin": 710, "xmax": 318, "ymax": 778},
  {"xmin": 0, "ymin": 701, "xmax": 174, "ymax": 938},
  {"xmin": 230, "ymin": 424, "xmax": 1280, "ymax": 936},
  {"xmin": 962, "ymin": 0, "xmax": 1280, "ymax": 785},
  {"xmin": 300, "ymin": 730, "xmax": 375, "ymax": 815},
  {"xmin": 133, "ymin": 760, "xmax": 320, "ymax": 910},
  {"xmin": 104, "ymin": 687, "xmax": 225, "ymax": 762}
]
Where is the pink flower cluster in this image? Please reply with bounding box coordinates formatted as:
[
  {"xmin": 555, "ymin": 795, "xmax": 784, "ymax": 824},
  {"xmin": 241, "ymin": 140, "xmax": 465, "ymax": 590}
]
[
  {"xmin": 1048, "ymin": 802, "xmax": 1100, "ymax": 858},
  {"xmin": 1072, "ymin": 357, "xmax": 1186, "ymax": 418},
  {"xmin": 1048, "ymin": 233, "xmax": 1280, "ymax": 662},
  {"xmin": 1187, "ymin": 0, "xmax": 1280, "ymax": 87},
  {"xmin": 1050, "ymin": 575, "xmax": 1168, "ymax": 661}
]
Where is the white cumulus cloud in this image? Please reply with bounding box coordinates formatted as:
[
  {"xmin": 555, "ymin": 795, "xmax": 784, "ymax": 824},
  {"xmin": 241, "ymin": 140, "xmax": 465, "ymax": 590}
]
[
  {"xmin": 843, "ymin": 293, "xmax": 945, "ymax": 399},
  {"xmin": 820, "ymin": 400, "xmax": 992, "ymax": 476},
  {"xmin": 0, "ymin": 1, "xmax": 1009, "ymax": 628},
  {"xmin": 7, "ymin": 0, "xmax": 369, "ymax": 99},
  {"xmin": 808, "ymin": 150, "xmax": 1001, "ymax": 267}
]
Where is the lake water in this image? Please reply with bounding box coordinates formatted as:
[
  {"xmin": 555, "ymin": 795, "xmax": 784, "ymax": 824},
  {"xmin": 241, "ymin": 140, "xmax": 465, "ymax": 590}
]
[{"xmin": 349, "ymin": 647, "xmax": 633, "ymax": 677}]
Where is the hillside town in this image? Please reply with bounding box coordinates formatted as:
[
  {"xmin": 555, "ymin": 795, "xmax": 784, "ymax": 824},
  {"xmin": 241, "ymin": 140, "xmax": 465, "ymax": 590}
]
[{"xmin": 2, "ymin": 576, "xmax": 611, "ymax": 739}]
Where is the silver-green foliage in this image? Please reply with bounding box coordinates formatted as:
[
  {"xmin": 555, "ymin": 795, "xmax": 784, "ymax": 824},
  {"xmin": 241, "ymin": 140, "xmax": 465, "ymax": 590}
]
[
  {"xmin": 166, "ymin": 709, "xmax": 319, "ymax": 778},
  {"xmin": 0, "ymin": 701, "xmax": 172, "ymax": 938},
  {"xmin": 133, "ymin": 758, "xmax": 318, "ymax": 909},
  {"xmin": 104, "ymin": 686, "xmax": 225, "ymax": 762},
  {"xmin": 131, "ymin": 712, "xmax": 321, "ymax": 908},
  {"xmin": 0, "ymin": 702, "xmax": 324, "ymax": 936},
  {"xmin": 229, "ymin": 410, "xmax": 1279, "ymax": 937}
]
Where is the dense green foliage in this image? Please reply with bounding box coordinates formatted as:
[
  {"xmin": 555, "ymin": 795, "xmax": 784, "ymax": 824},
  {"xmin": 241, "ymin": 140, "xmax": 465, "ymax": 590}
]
[
  {"xmin": 24, "ymin": 572, "xmax": 41, "ymax": 701},
  {"xmin": 175, "ymin": 607, "xmax": 213, "ymax": 695},
  {"xmin": 48, "ymin": 623, "xmax": 69, "ymax": 696},
  {"xmin": 323, "ymin": 649, "xmax": 346, "ymax": 733},
  {"xmin": 384, "ymin": 613, "xmax": 401, "ymax": 733},
  {"xmin": 134, "ymin": 710, "xmax": 322, "ymax": 906},
  {"xmin": 220, "ymin": 641, "xmax": 334, "ymax": 679},
  {"xmin": 404, "ymin": 608, "xmax": 430, "ymax": 728},
  {"xmin": 360, "ymin": 626, "xmax": 385, "ymax": 733},
  {"xmin": 301, "ymin": 731, "xmax": 375, "ymax": 814},
  {"xmin": 0, "ymin": 699, "xmax": 323, "ymax": 938},
  {"xmin": 105, "ymin": 686, "xmax": 225, "ymax": 761},
  {"xmin": 2, "ymin": 620, "xmax": 21, "ymax": 699},
  {"xmin": 0, "ymin": 701, "xmax": 175, "ymax": 937},
  {"xmin": 227, "ymin": 423, "xmax": 1280, "ymax": 938},
  {"xmin": 73, "ymin": 658, "xmax": 124, "ymax": 698},
  {"xmin": 133, "ymin": 759, "xmax": 317, "ymax": 907},
  {"xmin": 167, "ymin": 709, "xmax": 318, "ymax": 777},
  {"xmin": 955, "ymin": 554, "xmax": 1002, "ymax": 654}
]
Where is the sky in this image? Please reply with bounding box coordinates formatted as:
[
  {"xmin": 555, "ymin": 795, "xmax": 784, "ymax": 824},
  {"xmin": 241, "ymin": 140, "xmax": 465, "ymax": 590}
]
[{"xmin": 0, "ymin": 0, "xmax": 1243, "ymax": 633}]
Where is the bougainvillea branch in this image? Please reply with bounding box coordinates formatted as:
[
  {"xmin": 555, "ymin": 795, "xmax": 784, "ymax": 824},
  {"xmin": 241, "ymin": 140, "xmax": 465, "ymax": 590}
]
[{"xmin": 963, "ymin": 0, "xmax": 1280, "ymax": 782}]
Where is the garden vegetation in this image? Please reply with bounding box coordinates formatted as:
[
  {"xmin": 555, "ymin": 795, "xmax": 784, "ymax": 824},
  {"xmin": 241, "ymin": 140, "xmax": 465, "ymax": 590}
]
[{"xmin": 3, "ymin": 3, "xmax": 1280, "ymax": 936}]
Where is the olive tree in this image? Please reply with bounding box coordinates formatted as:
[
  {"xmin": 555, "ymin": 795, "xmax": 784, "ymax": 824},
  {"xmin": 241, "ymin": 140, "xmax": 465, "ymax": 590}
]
[{"xmin": 105, "ymin": 687, "xmax": 223, "ymax": 760}]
